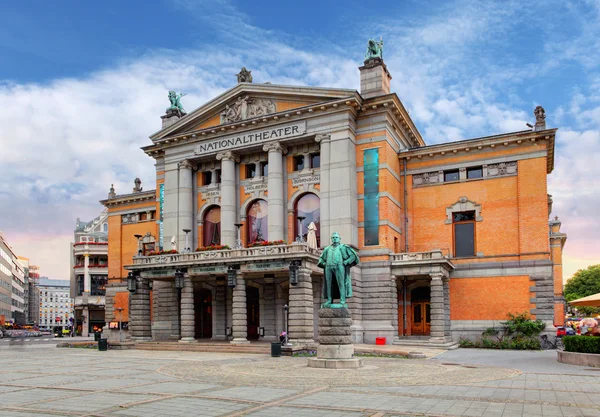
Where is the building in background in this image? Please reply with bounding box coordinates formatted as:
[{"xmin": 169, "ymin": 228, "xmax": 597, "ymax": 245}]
[
  {"xmin": 70, "ymin": 211, "xmax": 108, "ymax": 336},
  {"xmin": 18, "ymin": 257, "xmax": 41, "ymax": 325},
  {"xmin": 0, "ymin": 234, "xmax": 13, "ymax": 325},
  {"xmin": 38, "ymin": 278, "xmax": 73, "ymax": 330},
  {"xmin": 0, "ymin": 233, "xmax": 26, "ymax": 325}
]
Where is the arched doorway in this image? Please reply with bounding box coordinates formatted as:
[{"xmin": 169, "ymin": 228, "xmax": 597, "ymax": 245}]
[
  {"xmin": 410, "ymin": 286, "xmax": 430, "ymax": 335},
  {"xmin": 247, "ymin": 199, "xmax": 268, "ymax": 244},
  {"xmin": 247, "ymin": 286, "xmax": 260, "ymax": 340},
  {"xmin": 203, "ymin": 206, "xmax": 221, "ymax": 246},
  {"xmin": 295, "ymin": 193, "xmax": 320, "ymax": 245},
  {"xmin": 194, "ymin": 288, "xmax": 212, "ymax": 338}
]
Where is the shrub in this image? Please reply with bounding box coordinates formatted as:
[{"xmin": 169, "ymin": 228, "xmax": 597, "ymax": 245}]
[
  {"xmin": 459, "ymin": 338, "xmax": 475, "ymax": 348},
  {"xmin": 563, "ymin": 336, "xmax": 600, "ymax": 354},
  {"xmin": 195, "ymin": 244, "xmax": 231, "ymax": 252},
  {"xmin": 502, "ymin": 312, "xmax": 546, "ymax": 337},
  {"xmin": 482, "ymin": 327, "xmax": 499, "ymax": 337}
]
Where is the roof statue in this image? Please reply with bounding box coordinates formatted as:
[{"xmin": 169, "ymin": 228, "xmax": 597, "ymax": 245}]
[
  {"xmin": 365, "ymin": 38, "xmax": 384, "ymax": 62},
  {"xmin": 133, "ymin": 178, "xmax": 143, "ymax": 193},
  {"xmin": 108, "ymin": 184, "xmax": 116, "ymax": 199},
  {"xmin": 166, "ymin": 90, "xmax": 187, "ymax": 115},
  {"xmin": 237, "ymin": 67, "xmax": 253, "ymax": 83},
  {"xmin": 534, "ymin": 105, "xmax": 546, "ymax": 131}
]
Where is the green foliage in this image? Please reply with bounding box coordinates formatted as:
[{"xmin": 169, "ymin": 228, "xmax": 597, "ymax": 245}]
[
  {"xmin": 564, "ymin": 265, "xmax": 600, "ymax": 302},
  {"xmin": 563, "ymin": 336, "xmax": 600, "ymax": 354},
  {"xmin": 459, "ymin": 338, "xmax": 475, "ymax": 348},
  {"xmin": 482, "ymin": 327, "xmax": 499, "ymax": 336},
  {"xmin": 461, "ymin": 336, "xmax": 540, "ymax": 350},
  {"xmin": 501, "ymin": 312, "xmax": 546, "ymax": 337}
]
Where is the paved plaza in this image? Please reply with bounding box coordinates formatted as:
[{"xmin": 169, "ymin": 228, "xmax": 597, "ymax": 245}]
[{"xmin": 1, "ymin": 346, "xmax": 600, "ymax": 416}]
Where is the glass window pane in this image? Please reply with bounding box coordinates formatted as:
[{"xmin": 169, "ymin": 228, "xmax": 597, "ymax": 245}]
[
  {"xmin": 413, "ymin": 304, "xmax": 422, "ymax": 323},
  {"xmin": 363, "ymin": 149, "xmax": 379, "ymax": 246},
  {"xmin": 246, "ymin": 164, "xmax": 256, "ymax": 178},
  {"xmin": 453, "ymin": 211, "xmax": 475, "ymax": 222},
  {"xmin": 454, "ymin": 222, "xmax": 475, "ymax": 257},
  {"xmin": 311, "ymin": 153, "xmax": 320, "ymax": 168},
  {"xmin": 203, "ymin": 206, "xmax": 221, "ymax": 246},
  {"xmin": 294, "ymin": 155, "xmax": 304, "ymax": 171},
  {"xmin": 426, "ymin": 303, "xmax": 431, "ymax": 323},
  {"xmin": 444, "ymin": 170, "xmax": 459, "ymax": 182},
  {"xmin": 203, "ymin": 171, "xmax": 212, "ymax": 185},
  {"xmin": 467, "ymin": 167, "xmax": 483, "ymax": 179},
  {"xmin": 261, "ymin": 162, "xmax": 268, "ymax": 177},
  {"xmin": 295, "ymin": 193, "xmax": 320, "ymax": 246},
  {"xmin": 247, "ymin": 199, "xmax": 268, "ymax": 243}
]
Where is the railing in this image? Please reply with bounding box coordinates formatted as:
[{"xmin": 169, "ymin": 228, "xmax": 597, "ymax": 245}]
[
  {"xmin": 132, "ymin": 243, "xmax": 321, "ymax": 266},
  {"xmin": 390, "ymin": 249, "xmax": 448, "ymax": 263}
]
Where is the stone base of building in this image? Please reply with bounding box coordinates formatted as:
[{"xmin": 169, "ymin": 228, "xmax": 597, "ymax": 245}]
[{"xmin": 307, "ymin": 358, "xmax": 363, "ymax": 369}]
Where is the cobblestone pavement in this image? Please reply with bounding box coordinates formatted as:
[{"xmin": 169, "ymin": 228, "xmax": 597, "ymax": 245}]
[{"xmin": 1, "ymin": 347, "xmax": 600, "ymax": 416}]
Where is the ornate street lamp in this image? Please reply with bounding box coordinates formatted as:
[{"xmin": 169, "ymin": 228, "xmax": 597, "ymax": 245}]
[
  {"xmin": 175, "ymin": 269, "xmax": 185, "ymax": 290},
  {"xmin": 127, "ymin": 271, "xmax": 137, "ymax": 293},
  {"xmin": 289, "ymin": 260, "xmax": 300, "ymax": 286},
  {"xmin": 182, "ymin": 229, "xmax": 192, "ymax": 253},
  {"xmin": 227, "ymin": 265, "xmax": 238, "ymax": 288}
]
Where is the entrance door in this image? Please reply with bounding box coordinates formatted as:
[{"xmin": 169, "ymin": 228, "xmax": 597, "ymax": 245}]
[
  {"xmin": 411, "ymin": 302, "xmax": 431, "ymax": 335},
  {"xmin": 247, "ymin": 286, "xmax": 260, "ymax": 340},
  {"xmin": 194, "ymin": 288, "xmax": 212, "ymax": 338}
]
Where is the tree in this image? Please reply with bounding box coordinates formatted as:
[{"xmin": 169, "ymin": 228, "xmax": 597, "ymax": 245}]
[{"xmin": 564, "ymin": 265, "xmax": 600, "ymax": 316}]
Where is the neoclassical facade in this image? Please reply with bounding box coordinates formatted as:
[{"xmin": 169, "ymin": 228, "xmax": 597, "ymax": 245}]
[{"xmin": 102, "ymin": 53, "xmax": 566, "ymax": 347}]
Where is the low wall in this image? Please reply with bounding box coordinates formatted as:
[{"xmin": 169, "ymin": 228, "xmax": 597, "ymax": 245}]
[{"xmin": 557, "ymin": 350, "xmax": 600, "ymax": 367}]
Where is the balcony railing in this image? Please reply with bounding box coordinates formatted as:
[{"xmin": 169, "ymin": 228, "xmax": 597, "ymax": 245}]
[
  {"xmin": 390, "ymin": 249, "xmax": 448, "ymax": 263},
  {"xmin": 130, "ymin": 243, "xmax": 321, "ymax": 268}
]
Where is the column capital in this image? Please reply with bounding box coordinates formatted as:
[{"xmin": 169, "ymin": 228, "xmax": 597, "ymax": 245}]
[
  {"xmin": 315, "ymin": 133, "xmax": 331, "ymax": 143},
  {"xmin": 430, "ymin": 273, "xmax": 444, "ymax": 282},
  {"xmin": 216, "ymin": 150, "xmax": 240, "ymax": 162},
  {"xmin": 178, "ymin": 159, "xmax": 195, "ymax": 170},
  {"xmin": 263, "ymin": 141, "xmax": 287, "ymax": 154}
]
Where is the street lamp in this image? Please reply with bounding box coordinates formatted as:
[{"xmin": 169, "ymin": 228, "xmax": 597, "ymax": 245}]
[
  {"xmin": 182, "ymin": 229, "xmax": 192, "ymax": 253},
  {"xmin": 175, "ymin": 269, "xmax": 185, "ymax": 339},
  {"xmin": 227, "ymin": 265, "xmax": 238, "ymax": 288},
  {"xmin": 234, "ymin": 223, "xmax": 243, "ymax": 249},
  {"xmin": 127, "ymin": 272, "xmax": 137, "ymax": 293},
  {"xmin": 115, "ymin": 307, "xmax": 124, "ymax": 342},
  {"xmin": 134, "ymin": 234, "xmax": 143, "ymax": 256},
  {"xmin": 296, "ymin": 216, "xmax": 306, "ymax": 243}
]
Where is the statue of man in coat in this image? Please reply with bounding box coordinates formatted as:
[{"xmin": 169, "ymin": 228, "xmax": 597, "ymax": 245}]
[{"xmin": 317, "ymin": 232, "xmax": 359, "ymax": 308}]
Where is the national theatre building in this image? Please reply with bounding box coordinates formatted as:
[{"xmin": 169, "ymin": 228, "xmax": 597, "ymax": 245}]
[{"xmin": 101, "ymin": 47, "xmax": 566, "ymax": 347}]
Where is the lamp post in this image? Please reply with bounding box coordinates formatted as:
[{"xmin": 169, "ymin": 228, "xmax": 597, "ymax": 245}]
[
  {"xmin": 283, "ymin": 304, "xmax": 290, "ymax": 346},
  {"xmin": 115, "ymin": 307, "xmax": 124, "ymax": 342},
  {"xmin": 182, "ymin": 229, "xmax": 191, "ymax": 253},
  {"xmin": 296, "ymin": 216, "xmax": 306, "ymax": 243},
  {"xmin": 175, "ymin": 269, "xmax": 185, "ymax": 338},
  {"xmin": 234, "ymin": 223, "xmax": 243, "ymax": 249},
  {"xmin": 134, "ymin": 234, "xmax": 143, "ymax": 256}
]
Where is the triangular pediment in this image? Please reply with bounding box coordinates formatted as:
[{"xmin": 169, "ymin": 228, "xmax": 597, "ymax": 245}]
[{"xmin": 150, "ymin": 83, "xmax": 358, "ymax": 141}]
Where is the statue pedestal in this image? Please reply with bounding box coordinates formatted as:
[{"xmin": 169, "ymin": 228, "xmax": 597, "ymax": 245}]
[{"xmin": 307, "ymin": 307, "xmax": 362, "ymax": 369}]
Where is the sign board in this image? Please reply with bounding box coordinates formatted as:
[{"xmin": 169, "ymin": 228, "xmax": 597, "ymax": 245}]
[
  {"xmin": 244, "ymin": 183, "xmax": 268, "ymax": 193},
  {"xmin": 194, "ymin": 121, "xmax": 307, "ymax": 156},
  {"xmin": 292, "ymin": 174, "xmax": 320, "ymax": 187},
  {"xmin": 243, "ymin": 261, "xmax": 287, "ymax": 272},
  {"xmin": 201, "ymin": 190, "xmax": 220, "ymax": 200},
  {"xmin": 140, "ymin": 269, "xmax": 176, "ymax": 279},
  {"xmin": 189, "ymin": 266, "xmax": 227, "ymax": 275}
]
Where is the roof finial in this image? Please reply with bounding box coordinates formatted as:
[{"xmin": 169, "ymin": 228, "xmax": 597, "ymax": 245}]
[
  {"xmin": 534, "ymin": 106, "xmax": 546, "ymax": 131},
  {"xmin": 133, "ymin": 178, "xmax": 142, "ymax": 193},
  {"xmin": 108, "ymin": 184, "xmax": 116, "ymax": 199}
]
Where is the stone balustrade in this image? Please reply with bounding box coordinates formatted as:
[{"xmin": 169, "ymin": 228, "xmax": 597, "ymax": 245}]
[
  {"xmin": 390, "ymin": 249, "xmax": 447, "ymax": 263},
  {"xmin": 129, "ymin": 243, "xmax": 321, "ymax": 269}
]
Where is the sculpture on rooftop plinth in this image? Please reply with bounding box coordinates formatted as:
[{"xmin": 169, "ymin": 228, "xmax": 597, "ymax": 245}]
[
  {"xmin": 166, "ymin": 90, "xmax": 187, "ymax": 115},
  {"xmin": 237, "ymin": 67, "xmax": 253, "ymax": 83},
  {"xmin": 364, "ymin": 38, "xmax": 384, "ymax": 62},
  {"xmin": 317, "ymin": 232, "xmax": 359, "ymax": 308}
]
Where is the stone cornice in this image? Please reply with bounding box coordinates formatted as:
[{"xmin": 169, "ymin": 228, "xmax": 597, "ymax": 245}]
[
  {"xmin": 399, "ymin": 128, "xmax": 557, "ymax": 174},
  {"xmin": 99, "ymin": 190, "xmax": 156, "ymax": 208},
  {"xmin": 142, "ymin": 96, "xmax": 361, "ymax": 158}
]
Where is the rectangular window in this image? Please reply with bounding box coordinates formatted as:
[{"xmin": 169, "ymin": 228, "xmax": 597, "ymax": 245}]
[
  {"xmin": 444, "ymin": 169, "xmax": 459, "ymax": 182},
  {"xmin": 453, "ymin": 210, "xmax": 475, "ymax": 257},
  {"xmin": 293, "ymin": 155, "xmax": 305, "ymax": 171},
  {"xmin": 202, "ymin": 171, "xmax": 212, "ymax": 185},
  {"xmin": 139, "ymin": 212, "xmax": 148, "ymax": 221},
  {"xmin": 363, "ymin": 148, "xmax": 379, "ymax": 246},
  {"xmin": 310, "ymin": 153, "xmax": 320, "ymax": 169},
  {"xmin": 215, "ymin": 169, "xmax": 221, "ymax": 184},
  {"xmin": 260, "ymin": 162, "xmax": 268, "ymax": 177},
  {"xmin": 467, "ymin": 166, "xmax": 483, "ymax": 179},
  {"xmin": 246, "ymin": 163, "xmax": 256, "ymax": 179}
]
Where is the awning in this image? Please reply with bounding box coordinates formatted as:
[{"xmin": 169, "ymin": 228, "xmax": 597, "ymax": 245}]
[{"xmin": 569, "ymin": 293, "xmax": 600, "ymax": 307}]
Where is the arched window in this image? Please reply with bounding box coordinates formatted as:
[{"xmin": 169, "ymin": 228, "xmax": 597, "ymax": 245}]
[
  {"xmin": 295, "ymin": 193, "xmax": 320, "ymax": 246},
  {"xmin": 203, "ymin": 206, "xmax": 221, "ymax": 246},
  {"xmin": 247, "ymin": 199, "xmax": 268, "ymax": 244}
]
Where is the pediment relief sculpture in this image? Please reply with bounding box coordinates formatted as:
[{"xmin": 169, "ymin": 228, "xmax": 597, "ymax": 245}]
[{"xmin": 220, "ymin": 95, "xmax": 276, "ymax": 124}]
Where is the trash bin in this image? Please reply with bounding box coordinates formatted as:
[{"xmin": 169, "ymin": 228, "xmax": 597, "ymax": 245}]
[
  {"xmin": 98, "ymin": 338, "xmax": 108, "ymax": 352},
  {"xmin": 94, "ymin": 332, "xmax": 101, "ymax": 341},
  {"xmin": 271, "ymin": 342, "xmax": 282, "ymax": 357}
]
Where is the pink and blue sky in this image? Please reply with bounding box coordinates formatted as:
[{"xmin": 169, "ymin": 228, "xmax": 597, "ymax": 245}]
[{"xmin": 0, "ymin": 0, "xmax": 598, "ymax": 280}]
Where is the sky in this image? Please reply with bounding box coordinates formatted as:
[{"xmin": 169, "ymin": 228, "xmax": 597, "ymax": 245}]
[{"xmin": 0, "ymin": 0, "xmax": 598, "ymax": 281}]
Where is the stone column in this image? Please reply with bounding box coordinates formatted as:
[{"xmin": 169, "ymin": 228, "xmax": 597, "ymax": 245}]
[
  {"xmin": 262, "ymin": 280, "xmax": 277, "ymax": 341},
  {"xmin": 443, "ymin": 278, "xmax": 451, "ymax": 338},
  {"xmin": 429, "ymin": 274, "xmax": 445, "ymax": 343},
  {"xmin": 81, "ymin": 306, "xmax": 89, "ymax": 337},
  {"xmin": 217, "ymin": 151, "xmax": 239, "ymax": 247},
  {"xmin": 231, "ymin": 275, "xmax": 249, "ymax": 344},
  {"xmin": 288, "ymin": 267, "xmax": 314, "ymax": 344},
  {"xmin": 179, "ymin": 276, "xmax": 195, "ymax": 342},
  {"xmin": 83, "ymin": 254, "xmax": 90, "ymax": 293},
  {"xmin": 212, "ymin": 283, "xmax": 227, "ymax": 340},
  {"xmin": 315, "ymin": 134, "xmax": 330, "ymax": 245},
  {"xmin": 263, "ymin": 142, "xmax": 287, "ymax": 241},
  {"xmin": 130, "ymin": 278, "xmax": 151, "ymax": 340},
  {"xmin": 178, "ymin": 160, "xmax": 194, "ymax": 251}
]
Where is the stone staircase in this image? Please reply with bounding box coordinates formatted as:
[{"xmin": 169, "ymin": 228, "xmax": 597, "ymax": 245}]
[
  {"xmin": 134, "ymin": 341, "xmax": 271, "ymax": 354},
  {"xmin": 393, "ymin": 336, "xmax": 459, "ymax": 350}
]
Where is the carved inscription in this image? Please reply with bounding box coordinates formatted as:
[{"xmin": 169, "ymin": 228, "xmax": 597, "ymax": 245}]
[{"xmin": 292, "ymin": 175, "xmax": 320, "ymax": 187}]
